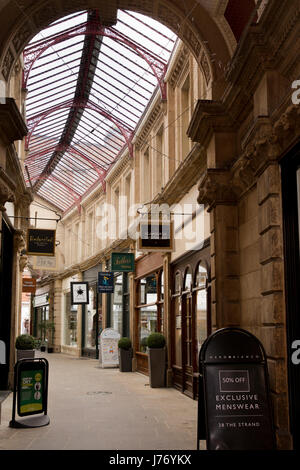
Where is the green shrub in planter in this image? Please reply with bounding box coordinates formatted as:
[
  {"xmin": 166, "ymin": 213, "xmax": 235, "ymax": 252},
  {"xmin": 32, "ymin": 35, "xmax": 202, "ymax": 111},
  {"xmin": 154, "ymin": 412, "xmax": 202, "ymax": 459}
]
[
  {"xmin": 15, "ymin": 334, "xmax": 35, "ymax": 362},
  {"xmin": 118, "ymin": 337, "xmax": 132, "ymax": 372},
  {"xmin": 15, "ymin": 334, "xmax": 35, "ymax": 350},
  {"xmin": 147, "ymin": 332, "xmax": 166, "ymax": 349},
  {"xmin": 118, "ymin": 337, "xmax": 132, "ymax": 350}
]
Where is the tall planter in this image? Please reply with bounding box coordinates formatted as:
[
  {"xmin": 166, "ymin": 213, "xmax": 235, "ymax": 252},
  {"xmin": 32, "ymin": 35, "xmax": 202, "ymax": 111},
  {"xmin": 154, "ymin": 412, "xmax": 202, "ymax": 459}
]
[
  {"xmin": 15, "ymin": 334, "xmax": 35, "ymax": 363},
  {"xmin": 119, "ymin": 348, "xmax": 132, "ymax": 372},
  {"xmin": 16, "ymin": 349, "xmax": 35, "ymax": 362},
  {"xmin": 148, "ymin": 347, "xmax": 166, "ymax": 388}
]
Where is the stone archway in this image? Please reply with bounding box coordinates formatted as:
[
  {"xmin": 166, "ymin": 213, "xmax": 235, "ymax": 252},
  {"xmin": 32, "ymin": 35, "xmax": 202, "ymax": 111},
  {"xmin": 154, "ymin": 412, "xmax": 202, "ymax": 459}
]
[{"xmin": 0, "ymin": 0, "xmax": 234, "ymax": 100}]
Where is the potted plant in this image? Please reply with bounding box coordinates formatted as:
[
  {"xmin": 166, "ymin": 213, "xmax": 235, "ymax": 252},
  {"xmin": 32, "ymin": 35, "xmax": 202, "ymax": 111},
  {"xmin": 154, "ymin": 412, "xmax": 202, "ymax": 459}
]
[
  {"xmin": 15, "ymin": 334, "xmax": 35, "ymax": 362},
  {"xmin": 118, "ymin": 337, "xmax": 132, "ymax": 372},
  {"xmin": 147, "ymin": 332, "xmax": 166, "ymax": 388}
]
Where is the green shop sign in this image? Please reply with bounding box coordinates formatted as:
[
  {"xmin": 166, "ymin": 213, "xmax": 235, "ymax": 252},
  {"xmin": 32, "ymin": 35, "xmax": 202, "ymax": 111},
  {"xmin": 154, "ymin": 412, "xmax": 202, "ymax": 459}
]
[{"xmin": 111, "ymin": 253, "xmax": 135, "ymax": 272}]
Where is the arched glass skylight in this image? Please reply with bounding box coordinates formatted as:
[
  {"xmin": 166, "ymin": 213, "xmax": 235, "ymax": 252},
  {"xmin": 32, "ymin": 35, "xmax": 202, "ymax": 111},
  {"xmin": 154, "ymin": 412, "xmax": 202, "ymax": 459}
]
[{"xmin": 23, "ymin": 9, "xmax": 177, "ymax": 211}]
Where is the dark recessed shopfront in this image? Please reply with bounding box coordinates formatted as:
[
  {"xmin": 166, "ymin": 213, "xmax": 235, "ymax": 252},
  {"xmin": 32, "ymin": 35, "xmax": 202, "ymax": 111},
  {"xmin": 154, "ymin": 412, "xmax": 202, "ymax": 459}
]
[
  {"xmin": 0, "ymin": 217, "xmax": 13, "ymax": 390},
  {"xmin": 281, "ymin": 141, "xmax": 300, "ymax": 450}
]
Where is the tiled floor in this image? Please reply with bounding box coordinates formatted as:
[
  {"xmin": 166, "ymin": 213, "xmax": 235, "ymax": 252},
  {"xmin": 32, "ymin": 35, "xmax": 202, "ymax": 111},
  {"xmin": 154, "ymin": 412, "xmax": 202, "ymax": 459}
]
[{"xmin": 0, "ymin": 353, "xmax": 204, "ymax": 450}]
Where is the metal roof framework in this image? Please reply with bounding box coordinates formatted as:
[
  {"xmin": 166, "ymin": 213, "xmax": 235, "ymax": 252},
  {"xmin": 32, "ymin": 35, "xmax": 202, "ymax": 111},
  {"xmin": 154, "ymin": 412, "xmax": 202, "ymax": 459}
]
[{"xmin": 24, "ymin": 10, "xmax": 176, "ymax": 212}]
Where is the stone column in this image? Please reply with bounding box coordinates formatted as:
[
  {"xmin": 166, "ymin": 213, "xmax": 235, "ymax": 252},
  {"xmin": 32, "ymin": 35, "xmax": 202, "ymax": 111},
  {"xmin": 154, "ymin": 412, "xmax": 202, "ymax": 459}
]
[
  {"xmin": 257, "ymin": 162, "xmax": 291, "ymax": 449},
  {"xmin": 8, "ymin": 229, "xmax": 26, "ymax": 387},
  {"xmin": 76, "ymin": 271, "xmax": 83, "ymax": 357},
  {"xmin": 53, "ymin": 278, "xmax": 62, "ymax": 353},
  {"xmin": 163, "ymin": 252, "xmax": 172, "ymax": 386},
  {"xmin": 198, "ymin": 169, "xmax": 240, "ymax": 330}
]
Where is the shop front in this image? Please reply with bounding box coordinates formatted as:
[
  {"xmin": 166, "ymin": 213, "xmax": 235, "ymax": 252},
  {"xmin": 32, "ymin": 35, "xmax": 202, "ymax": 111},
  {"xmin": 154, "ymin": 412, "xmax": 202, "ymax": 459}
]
[
  {"xmin": 134, "ymin": 253, "xmax": 164, "ymax": 375},
  {"xmin": 61, "ymin": 274, "xmax": 81, "ymax": 356},
  {"xmin": 0, "ymin": 216, "xmax": 14, "ymax": 389},
  {"xmin": 281, "ymin": 141, "xmax": 300, "ymax": 449},
  {"xmin": 33, "ymin": 291, "xmax": 50, "ymax": 345},
  {"xmin": 106, "ymin": 272, "xmax": 130, "ymax": 338},
  {"xmin": 171, "ymin": 241, "xmax": 210, "ymax": 399},
  {"xmin": 82, "ymin": 264, "xmax": 102, "ymax": 359}
]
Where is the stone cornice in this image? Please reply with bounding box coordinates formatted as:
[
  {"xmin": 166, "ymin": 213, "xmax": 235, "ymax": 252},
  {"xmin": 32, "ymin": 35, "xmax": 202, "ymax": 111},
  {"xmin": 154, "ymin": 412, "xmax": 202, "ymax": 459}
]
[
  {"xmin": 154, "ymin": 143, "xmax": 206, "ymax": 206},
  {"xmin": 0, "ymin": 98, "xmax": 28, "ymax": 145},
  {"xmin": 168, "ymin": 44, "xmax": 190, "ymax": 89},
  {"xmin": 187, "ymin": 100, "xmax": 236, "ymax": 146},
  {"xmin": 105, "ymin": 152, "xmax": 132, "ymax": 186},
  {"xmin": 135, "ymin": 102, "xmax": 163, "ymax": 150}
]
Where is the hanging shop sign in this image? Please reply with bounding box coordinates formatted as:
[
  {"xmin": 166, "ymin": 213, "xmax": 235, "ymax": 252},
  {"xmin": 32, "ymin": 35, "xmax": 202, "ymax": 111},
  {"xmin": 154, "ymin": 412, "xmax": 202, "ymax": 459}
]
[
  {"xmin": 70, "ymin": 282, "xmax": 89, "ymax": 305},
  {"xmin": 10, "ymin": 358, "xmax": 50, "ymax": 428},
  {"xmin": 99, "ymin": 328, "xmax": 120, "ymax": 368},
  {"xmin": 33, "ymin": 293, "xmax": 49, "ymax": 308},
  {"xmin": 27, "ymin": 229, "xmax": 56, "ymax": 256},
  {"xmin": 111, "ymin": 252, "xmax": 135, "ymax": 272},
  {"xmin": 138, "ymin": 221, "xmax": 174, "ymax": 252},
  {"xmin": 98, "ymin": 272, "xmax": 114, "ymax": 293},
  {"xmin": 32, "ymin": 255, "xmax": 57, "ymax": 271},
  {"xmin": 197, "ymin": 327, "xmax": 276, "ymax": 450},
  {"xmin": 22, "ymin": 278, "xmax": 36, "ymax": 293}
]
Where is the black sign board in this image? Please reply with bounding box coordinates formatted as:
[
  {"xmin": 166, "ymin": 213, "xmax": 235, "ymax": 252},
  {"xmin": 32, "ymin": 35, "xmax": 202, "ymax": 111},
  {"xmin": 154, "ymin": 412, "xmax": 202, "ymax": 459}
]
[
  {"xmin": 98, "ymin": 272, "xmax": 114, "ymax": 293},
  {"xmin": 197, "ymin": 328, "xmax": 276, "ymax": 450},
  {"xmin": 10, "ymin": 358, "xmax": 50, "ymax": 428},
  {"xmin": 70, "ymin": 282, "xmax": 89, "ymax": 305},
  {"xmin": 138, "ymin": 221, "xmax": 173, "ymax": 251},
  {"xmin": 27, "ymin": 229, "xmax": 56, "ymax": 256}
]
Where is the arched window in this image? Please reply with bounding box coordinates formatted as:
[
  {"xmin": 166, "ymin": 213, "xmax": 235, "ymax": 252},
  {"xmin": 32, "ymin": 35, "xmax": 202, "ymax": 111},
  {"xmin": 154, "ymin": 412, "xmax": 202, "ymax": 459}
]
[
  {"xmin": 194, "ymin": 263, "xmax": 208, "ymax": 354},
  {"xmin": 183, "ymin": 267, "xmax": 192, "ymax": 292}
]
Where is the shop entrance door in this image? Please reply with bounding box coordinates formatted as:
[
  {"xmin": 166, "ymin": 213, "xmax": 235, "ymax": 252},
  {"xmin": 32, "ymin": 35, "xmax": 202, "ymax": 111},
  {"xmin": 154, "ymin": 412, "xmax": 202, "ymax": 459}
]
[{"xmin": 181, "ymin": 294, "xmax": 194, "ymax": 397}]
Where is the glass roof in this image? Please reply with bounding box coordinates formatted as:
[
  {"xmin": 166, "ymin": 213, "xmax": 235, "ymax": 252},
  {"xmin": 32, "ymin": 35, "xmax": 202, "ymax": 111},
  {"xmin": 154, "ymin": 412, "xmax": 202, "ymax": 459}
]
[{"xmin": 23, "ymin": 10, "xmax": 177, "ymax": 212}]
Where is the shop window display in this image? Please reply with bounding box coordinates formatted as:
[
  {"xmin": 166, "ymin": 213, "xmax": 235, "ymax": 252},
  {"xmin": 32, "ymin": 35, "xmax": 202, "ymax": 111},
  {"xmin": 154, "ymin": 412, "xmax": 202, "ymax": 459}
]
[
  {"xmin": 64, "ymin": 292, "xmax": 78, "ymax": 346},
  {"xmin": 137, "ymin": 272, "xmax": 163, "ymax": 352}
]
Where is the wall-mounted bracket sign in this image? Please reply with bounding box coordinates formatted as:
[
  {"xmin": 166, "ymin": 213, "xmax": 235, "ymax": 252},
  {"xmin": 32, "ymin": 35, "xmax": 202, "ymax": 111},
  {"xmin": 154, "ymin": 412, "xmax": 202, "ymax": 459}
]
[
  {"xmin": 70, "ymin": 282, "xmax": 89, "ymax": 305},
  {"xmin": 22, "ymin": 278, "xmax": 36, "ymax": 293},
  {"xmin": 99, "ymin": 328, "xmax": 120, "ymax": 368},
  {"xmin": 111, "ymin": 252, "xmax": 135, "ymax": 272},
  {"xmin": 98, "ymin": 272, "xmax": 114, "ymax": 293},
  {"xmin": 197, "ymin": 328, "xmax": 276, "ymax": 450},
  {"xmin": 138, "ymin": 221, "xmax": 174, "ymax": 252},
  {"xmin": 9, "ymin": 358, "xmax": 50, "ymax": 428},
  {"xmin": 27, "ymin": 229, "xmax": 56, "ymax": 256}
]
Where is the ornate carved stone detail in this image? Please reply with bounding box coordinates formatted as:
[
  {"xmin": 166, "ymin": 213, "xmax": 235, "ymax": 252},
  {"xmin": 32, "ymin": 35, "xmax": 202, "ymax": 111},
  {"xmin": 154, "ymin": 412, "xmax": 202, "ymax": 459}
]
[
  {"xmin": 182, "ymin": 24, "xmax": 202, "ymax": 59},
  {"xmin": 197, "ymin": 169, "xmax": 241, "ymax": 209},
  {"xmin": 273, "ymin": 104, "xmax": 300, "ymax": 148},
  {"xmin": 19, "ymin": 254, "xmax": 28, "ymax": 272},
  {"xmin": 12, "ymin": 22, "xmax": 32, "ymax": 54},
  {"xmin": 200, "ymin": 52, "xmax": 211, "ymax": 85},
  {"xmin": 0, "ymin": 167, "xmax": 17, "ymax": 211},
  {"xmin": 168, "ymin": 44, "xmax": 189, "ymax": 88},
  {"xmin": 33, "ymin": 4, "xmax": 59, "ymax": 29},
  {"xmin": 1, "ymin": 48, "xmax": 14, "ymax": 81},
  {"xmin": 14, "ymin": 229, "xmax": 26, "ymax": 253},
  {"xmin": 157, "ymin": 3, "xmax": 181, "ymax": 32}
]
